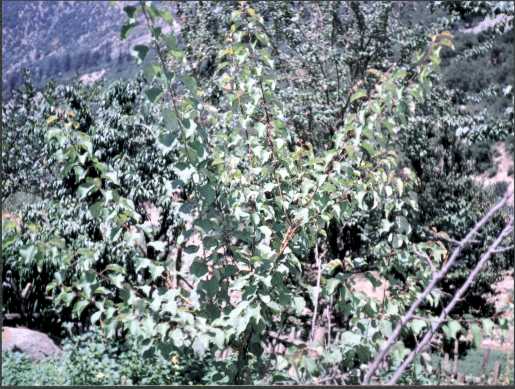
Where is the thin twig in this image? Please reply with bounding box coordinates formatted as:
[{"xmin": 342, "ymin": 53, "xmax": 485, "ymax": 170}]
[
  {"xmin": 310, "ymin": 241, "xmax": 323, "ymax": 343},
  {"xmin": 494, "ymin": 245, "xmax": 513, "ymax": 253},
  {"xmin": 413, "ymin": 247, "xmax": 436, "ymax": 273},
  {"xmin": 327, "ymin": 294, "xmax": 333, "ymax": 345}
]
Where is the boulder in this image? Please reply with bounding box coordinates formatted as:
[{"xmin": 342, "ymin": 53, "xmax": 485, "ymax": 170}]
[
  {"xmin": 348, "ymin": 271, "xmax": 390, "ymax": 302},
  {"xmin": 2, "ymin": 326, "xmax": 62, "ymax": 361}
]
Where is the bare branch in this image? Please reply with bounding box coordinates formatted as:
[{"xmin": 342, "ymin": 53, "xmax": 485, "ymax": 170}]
[
  {"xmin": 413, "ymin": 247, "xmax": 436, "ymax": 273},
  {"xmin": 310, "ymin": 241, "xmax": 323, "ymax": 343},
  {"xmin": 425, "ymin": 229, "xmax": 481, "ymax": 245},
  {"xmin": 494, "ymin": 245, "xmax": 513, "ymax": 254},
  {"xmin": 363, "ymin": 191, "xmax": 511, "ymax": 384},
  {"xmin": 388, "ymin": 217, "xmax": 513, "ymax": 384}
]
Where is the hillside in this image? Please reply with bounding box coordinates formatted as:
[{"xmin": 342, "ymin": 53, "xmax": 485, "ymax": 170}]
[
  {"xmin": 2, "ymin": 0, "xmax": 172, "ymax": 92},
  {"xmin": 1, "ymin": 1, "xmax": 513, "ymax": 386}
]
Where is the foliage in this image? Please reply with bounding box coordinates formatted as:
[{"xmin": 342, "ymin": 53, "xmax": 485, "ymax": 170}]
[
  {"xmin": 1, "ymin": 352, "xmax": 66, "ymax": 386},
  {"xmin": 1, "ymin": 329, "xmax": 230, "ymax": 385},
  {"xmin": 2, "ymin": 1, "xmax": 513, "ymax": 385}
]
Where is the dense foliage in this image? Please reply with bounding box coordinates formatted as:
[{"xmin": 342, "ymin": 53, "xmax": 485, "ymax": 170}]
[{"xmin": 2, "ymin": 1, "xmax": 513, "ymax": 385}]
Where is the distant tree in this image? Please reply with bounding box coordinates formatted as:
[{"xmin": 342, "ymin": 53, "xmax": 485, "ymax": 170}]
[
  {"xmin": 104, "ymin": 43, "xmax": 113, "ymax": 63},
  {"xmin": 48, "ymin": 56, "xmax": 60, "ymax": 77},
  {"xmin": 92, "ymin": 50, "xmax": 101, "ymax": 67},
  {"xmin": 63, "ymin": 53, "xmax": 71, "ymax": 73},
  {"xmin": 83, "ymin": 51, "xmax": 91, "ymax": 68},
  {"xmin": 117, "ymin": 50, "xmax": 125, "ymax": 66},
  {"xmin": 7, "ymin": 74, "xmax": 16, "ymax": 92}
]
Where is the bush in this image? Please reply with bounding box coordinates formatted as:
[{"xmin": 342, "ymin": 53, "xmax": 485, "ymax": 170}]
[{"xmin": 1, "ymin": 329, "xmax": 230, "ymax": 385}]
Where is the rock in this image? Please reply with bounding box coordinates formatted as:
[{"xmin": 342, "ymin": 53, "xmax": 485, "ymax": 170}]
[
  {"xmin": 348, "ymin": 271, "xmax": 390, "ymax": 302},
  {"xmin": 2, "ymin": 326, "xmax": 62, "ymax": 361}
]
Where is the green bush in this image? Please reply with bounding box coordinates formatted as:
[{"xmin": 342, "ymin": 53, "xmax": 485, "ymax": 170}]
[
  {"xmin": 1, "ymin": 329, "xmax": 232, "ymax": 385},
  {"xmin": 1, "ymin": 352, "xmax": 66, "ymax": 386}
]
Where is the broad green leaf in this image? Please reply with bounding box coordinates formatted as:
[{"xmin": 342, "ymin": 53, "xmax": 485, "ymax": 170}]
[
  {"xmin": 73, "ymin": 300, "xmax": 89, "ymax": 317},
  {"xmin": 192, "ymin": 334, "xmax": 210, "ymax": 356},
  {"xmin": 325, "ymin": 278, "xmax": 341, "ymax": 295},
  {"xmin": 77, "ymin": 184, "xmax": 96, "ymax": 200},
  {"xmin": 350, "ymin": 89, "xmax": 367, "ymax": 103},
  {"xmin": 163, "ymin": 108, "xmax": 178, "ymax": 130},
  {"xmin": 105, "ymin": 263, "xmax": 126, "ymax": 274},
  {"xmin": 184, "ymin": 245, "xmax": 199, "ymax": 254},
  {"xmin": 132, "ymin": 45, "xmax": 149, "ymax": 63},
  {"xmin": 292, "ymin": 296, "xmax": 306, "ymax": 315},
  {"xmin": 145, "ymin": 86, "xmax": 163, "ymax": 103},
  {"xmin": 442, "ymin": 320, "xmax": 462, "ymax": 340},
  {"xmin": 158, "ymin": 131, "xmax": 176, "ymax": 150},
  {"xmin": 121, "ymin": 22, "xmax": 138, "ymax": 40},
  {"xmin": 149, "ymin": 263, "xmax": 165, "ymax": 280},
  {"xmin": 180, "ymin": 75, "xmax": 197, "ymax": 94},
  {"xmin": 91, "ymin": 310, "xmax": 102, "ymax": 325},
  {"xmin": 191, "ymin": 261, "xmax": 208, "ymax": 277},
  {"xmin": 409, "ymin": 319, "xmax": 427, "ymax": 336},
  {"xmin": 170, "ymin": 328, "xmax": 184, "ymax": 347},
  {"xmin": 20, "ymin": 245, "xmax": 37, "ymax": 262}
]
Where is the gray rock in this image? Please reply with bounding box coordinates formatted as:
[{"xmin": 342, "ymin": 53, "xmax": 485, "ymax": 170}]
[{"xmin": 2, "ymin": 326, "xmax": 62, "ymax": 361}]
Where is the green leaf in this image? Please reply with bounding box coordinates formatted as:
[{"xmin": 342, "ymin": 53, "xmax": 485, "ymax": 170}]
[
  {"xmin": 292, "ymin": 296, "xmax": 306, "ymax": 315},
  {"xmin": 293, "ymin": 208, "xmax": 309, "ymax": 225},
  {"xmin": 91, "ymin": 310, "xmax": 103, "ymax": 325},
  {"xmin": 340, "ymin": 331, "xmax": 362, "ymax": 345},
  {"xmin": 73, "ymin": 300, "xmax": 89, "ymax": 317},
  {"xmin": 199, "ymin": 184, "xmax": 216, "ymax": 206},
  {"xmin": 121, "ymin": 22, "xmax": 138, "ymax": 40},
  {"xmin": 170, "ymin": 329, "xmax": 184, "ymax": 348},
  {"xmin": 180, "ymin": 75, "xmax": 197, "ymax": 94},
  {"xmin": 164, "ymin": 34, "xmax": 178, "ymax": 50},
  {"xmin": 143, "ymin": 63, "xmax": 161, "ymax": 80},
  {"xmin": 135, "ymin": 257, "xmax": 151, "ymax": 272},
  {"xmin": 161, "ymin": 10, "xmax": 174, "ymax": 24},
  {"xmin": 149, "ymin": 263, "xmax": 165, "ymax": 280},
  {"xmin": 148, "ymin": 241, "xmax": 166, "ymax": 252},
  {"xmin": 77, "ymin": 184, "xmax": 96, "ymax": 200},
  {"xmin": 191, "ymin": 261, "xmax": 208, "ymax": 277},
  {"xmin": 184, "ymin": 245, "xmax": 199, "ymax": 254},
  {"xmin": 158, "ymin": 131, "xmax": 176, "ymax": 151},
  {"xmin": 192, "ymin": 334, "xmax": 210, "ymax": 356},
  {"xmin": 132, "ymin": 45, "xmax": 149, "ymax": 63},
  {"xmin": 481, "ymin": 318, "xmax": 494, "ymax": 336},
  {"xmin": 325, "ymin": 278, "xmax": 341, "ymax": 295},
  {"xmin": 123, "ymin": 5, "xmax": 138, "ymax": 18},
  {"xmin": 350, "ymin": 89, "xmax": 367, "ymax": 103},
  {"xmin": 20, "ymin": 245, "xmax": 37, "ymax": 262},
  {"xmin": 409, "ymin": 319, "xmax": 427, "ymax": 336},
  {"xmin": 145, "ymin": 86, "xmax": 163, "ymax": 103},
  {"xmin": 356, "ymin": 191, "xmax": 367, "ymax": 210},
  {"xmin": 163, "ymin": 108, "xmax": 178, "ymax": 130},
  {"xmin": 442, "ymin": 320, "xmax": 462, "ymax": 340},
  {"xmin": 202, "ymin": 276, "xmax": 219, "ymax": 297},
  {"xmin": 105, "ymin": 263, "xmax": 126, "ymax": 274},
  {"xmin": 471, "ymin": 323, "xmax": 482, "ymax": 349},
  {"xmin": 109, "ymin": 273, "xmax": 125, "ymax": 289}
]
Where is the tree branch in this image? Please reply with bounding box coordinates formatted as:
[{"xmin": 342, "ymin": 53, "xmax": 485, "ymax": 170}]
[
  {"xmin": 362, "ymin": 191, "xmax": 511, "ymax": 384},
  {"xmin": 310, "ymin": 241, "xmax": 323, "ymax": 343},
  {"xmin": 388, "ymin": 217, "xmax": 513, "ymax": 384}
]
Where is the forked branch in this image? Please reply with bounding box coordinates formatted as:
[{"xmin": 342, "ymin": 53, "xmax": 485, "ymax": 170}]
[{"xmin": 362, "ymin": 191, "xmax": 511, "ymax": 384}]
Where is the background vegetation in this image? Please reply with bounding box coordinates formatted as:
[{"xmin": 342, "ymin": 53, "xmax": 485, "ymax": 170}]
[{"xmin": 2, "ymin": 1, "xmax": 513, "ymax": 385}]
